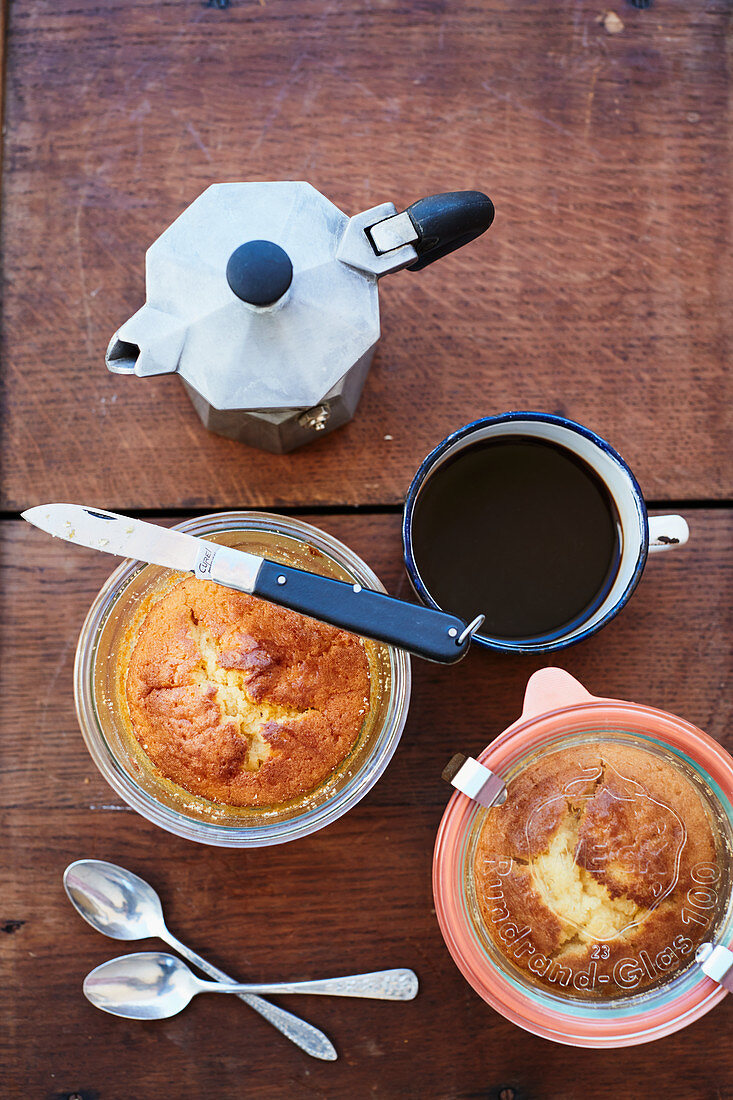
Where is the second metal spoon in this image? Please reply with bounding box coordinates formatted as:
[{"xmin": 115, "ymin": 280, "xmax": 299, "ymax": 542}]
[
  {"xmin": 85, "ymin": 952, "xmax": 418, "ymax": 1019},
  {"xmin": 63, "ymin": 859, "xmax": 336, "ymax": 1060}
]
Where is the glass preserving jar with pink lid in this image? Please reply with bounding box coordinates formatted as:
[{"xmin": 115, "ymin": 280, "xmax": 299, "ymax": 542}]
[{"xmin": 433, "ymin": 669, "xmax": 733, "ymax": 1047}]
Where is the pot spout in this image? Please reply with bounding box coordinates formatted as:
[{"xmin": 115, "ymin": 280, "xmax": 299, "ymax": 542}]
[
  {"xmin": 106, "ymin": 335, "xmax": 141, "ymax": 375},
  {"xmin": 105, "ymin": 306, "xmax": 187, "ymax": 378}
]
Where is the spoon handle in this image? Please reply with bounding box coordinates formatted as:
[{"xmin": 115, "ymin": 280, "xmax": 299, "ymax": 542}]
[
  {"xmin": 163, "ymin": 931, "xmax": 336, "ymax": 1061},
  {"xmin": 201, "ymin": 968, "xmax": 419, "ymax": 1000}
]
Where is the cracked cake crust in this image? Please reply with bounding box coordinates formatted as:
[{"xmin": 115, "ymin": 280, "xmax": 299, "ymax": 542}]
[
  {"xmin": 125, "ymin": 577, "xmax": 371, "ymax": 807},
  {"xmin": 473, "ymin": 743, "xmax": 719, "ymax": 997}
]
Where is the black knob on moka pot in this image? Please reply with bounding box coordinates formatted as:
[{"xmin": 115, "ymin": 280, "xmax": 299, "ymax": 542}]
[
  {"xmin": 226, "ymin": 239, "xmax": 294, "ymax": 306},
  {"xmin": 404, "ymin": 191, "xmax": 495, "ymax": 271}
]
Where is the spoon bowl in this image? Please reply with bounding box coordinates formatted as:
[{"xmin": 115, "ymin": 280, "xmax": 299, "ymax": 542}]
[
  {"xmin": 64, "ymin": 860, "xmax": 165, "ymax": 941},
  {"xmin": 84, "ymin": 952, "xmax": 199, "ymax": 1020}
]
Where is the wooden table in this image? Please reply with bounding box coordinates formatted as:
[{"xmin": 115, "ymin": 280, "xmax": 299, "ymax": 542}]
[{"xmin": 2, "ymin": 2, "xmax": 730, "ymax": 1097}]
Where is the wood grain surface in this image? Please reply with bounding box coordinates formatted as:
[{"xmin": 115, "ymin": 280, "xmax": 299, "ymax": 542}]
[
  {"xmin": 1, "ymin": 0, "xmax": 731, "ymax": 511},
  {"xmin": 2, "ymin": 0, "xmax": 731, "ymax": 1096},
  {"xmin": 2, "ymin": 511, "xmax": 731, "ymax": 1099}
]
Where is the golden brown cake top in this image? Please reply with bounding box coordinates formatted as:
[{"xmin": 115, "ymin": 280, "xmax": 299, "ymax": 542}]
[
  {"xmin": 125, "ymin": 577, "xmax": 371, "ymax": 807},
  {"xmin": 473, "ymin": 742, "xmax": 722, "ymax": 998}
]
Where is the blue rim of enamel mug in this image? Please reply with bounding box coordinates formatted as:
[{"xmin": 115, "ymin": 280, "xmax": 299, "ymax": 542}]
[{"xmin": 402, "ymin": 412, "xmax": 650, "ymax": 653}]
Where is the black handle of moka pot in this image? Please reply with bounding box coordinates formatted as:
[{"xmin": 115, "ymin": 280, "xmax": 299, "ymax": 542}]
[{"xmin": 405, "ymin": 191, "xmax": 494, "ymax": 271}]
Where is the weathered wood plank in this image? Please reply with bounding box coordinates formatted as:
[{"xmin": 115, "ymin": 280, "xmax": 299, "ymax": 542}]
[{"xmin": 1, "ymin": 0, "xmax": 730, "ymax": 509}]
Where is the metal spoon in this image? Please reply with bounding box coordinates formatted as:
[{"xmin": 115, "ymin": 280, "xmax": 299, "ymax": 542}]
[
  {"xmin": 63, "ymin": 859, "xmax": 336, "ymax": 1060},
  {"xmin": 84, "ymin": 952, "xmax": 419, "ymax": 1020}
]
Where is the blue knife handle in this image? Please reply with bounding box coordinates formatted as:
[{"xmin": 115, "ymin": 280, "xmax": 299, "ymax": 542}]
[{"xmin": 253, "ymin": 561, "xmax": 470, "ymax": 664}]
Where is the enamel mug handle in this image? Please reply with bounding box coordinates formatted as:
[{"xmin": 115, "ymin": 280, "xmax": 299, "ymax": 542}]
[{"xmin": 648, "ymin": 514, "xmax": 690, "ymax": 554}]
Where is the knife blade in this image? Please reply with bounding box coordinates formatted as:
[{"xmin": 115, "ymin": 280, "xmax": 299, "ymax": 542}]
[{"xmin": 22, "ymin": 504, "xmax": 475, "ymax": 664}]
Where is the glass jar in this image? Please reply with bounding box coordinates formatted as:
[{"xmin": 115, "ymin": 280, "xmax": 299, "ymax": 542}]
[
  {"xmin": 74, "ymin": 512, "xmax": 411, "ymax": 846},
  {"xmin": 433, "ymin": 668, "xmax": 733, "ymax": 1047}
]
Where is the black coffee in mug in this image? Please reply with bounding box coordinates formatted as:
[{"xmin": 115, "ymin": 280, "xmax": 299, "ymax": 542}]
[{"xmin": 410, "ymin": 436, "xmax": 622, "ymax": 641}]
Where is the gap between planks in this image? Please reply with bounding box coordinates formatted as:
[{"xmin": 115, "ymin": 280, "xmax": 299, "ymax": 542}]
[{"xmin": 0, "ymin": 500, "xmax": 732, "ymax": 525}]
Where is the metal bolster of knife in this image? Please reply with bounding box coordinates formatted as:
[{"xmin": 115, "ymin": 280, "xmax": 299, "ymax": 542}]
[
  {"xmin": 193, "ymin": 541, "xmax": 260, "ymax": 593},
  {"xmin": 441, "ymin": 754, "xmax": 507, "ymax": 808},
  {"xmin": 696, "ymin": 942, "xmax": 733, "ymax": 992}
]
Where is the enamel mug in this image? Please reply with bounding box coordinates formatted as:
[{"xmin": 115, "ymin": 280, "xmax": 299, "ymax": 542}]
[{"xmin": 402, "ymin": 412, "xmax": 690, "ymax": 653}]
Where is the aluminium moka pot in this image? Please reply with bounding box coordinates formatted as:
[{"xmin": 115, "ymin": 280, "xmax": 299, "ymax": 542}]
[{"xmin": 106, "ymin": 182, "xmax": 494, "ymax": 453}]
